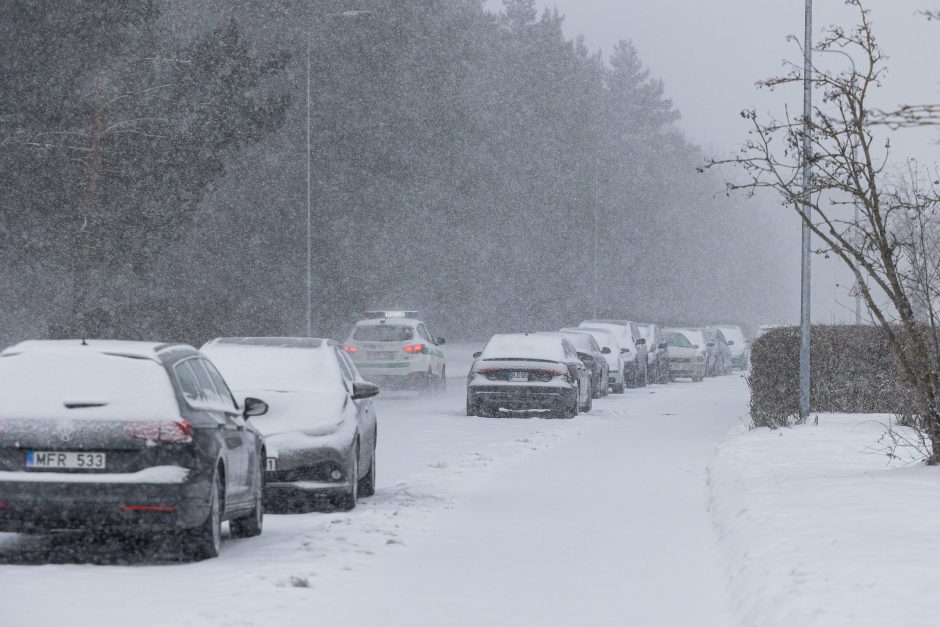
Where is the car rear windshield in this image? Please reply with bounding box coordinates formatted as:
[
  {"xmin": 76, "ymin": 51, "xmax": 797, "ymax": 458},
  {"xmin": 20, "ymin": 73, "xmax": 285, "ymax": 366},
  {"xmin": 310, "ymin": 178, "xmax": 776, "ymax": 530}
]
[
  {"xmin": 480, "ymin": 334, "xmax": 566, "ymax": 362},
  {"xmin": 560, "ymin": 332, "xmax": 593, "ymax": 352},
  {"xmin": 353, "ymin": 325, "xmax": 415, "ymax": 342},
  {"xmin": 0, "ymin": 350, "xmax": 178, "ymax": 420}
]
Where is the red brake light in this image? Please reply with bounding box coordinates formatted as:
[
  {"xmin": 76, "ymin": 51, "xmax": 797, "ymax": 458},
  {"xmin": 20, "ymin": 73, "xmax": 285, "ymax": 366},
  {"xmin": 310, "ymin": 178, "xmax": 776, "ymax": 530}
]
[
  {"xmin": 538, "ymin": 368, "xmax": 567, "ymax": 377},
  {"xmin": 0, "ymin": 503, "xmax": 7, "ymax": 510},
  {"xmin": 120, "ymin": 505, "xmax": 176, "ymax": 512},
  {"xmin": 342, "ymin": 345, "xmax": 358, "ymax": 353},
  {"xmin": 403, "ymin": 344, "xmax": 427, "ymax": 354},
  {"xmin": 124, "ymin": 420, "xmax": 193, "ymax": 444}
]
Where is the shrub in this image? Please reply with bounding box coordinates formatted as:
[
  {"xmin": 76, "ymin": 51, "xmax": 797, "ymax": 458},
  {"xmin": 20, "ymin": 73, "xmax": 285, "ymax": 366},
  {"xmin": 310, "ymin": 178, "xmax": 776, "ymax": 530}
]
[{"xmin": 749, "ymin": 325, "xmax": 913, "ymax": 428}]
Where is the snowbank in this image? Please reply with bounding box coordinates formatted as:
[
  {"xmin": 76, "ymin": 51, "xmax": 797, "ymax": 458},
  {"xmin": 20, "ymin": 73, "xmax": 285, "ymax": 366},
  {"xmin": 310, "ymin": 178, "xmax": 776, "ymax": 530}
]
[{"xmin": 710, "ymin": 414, "xmax": 940, "ymax": 627}]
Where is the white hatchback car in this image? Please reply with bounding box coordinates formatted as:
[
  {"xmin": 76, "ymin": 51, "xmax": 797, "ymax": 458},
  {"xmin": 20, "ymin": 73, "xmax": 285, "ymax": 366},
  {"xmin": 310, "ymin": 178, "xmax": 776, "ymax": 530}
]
[{"xmin": 342, "ymin": 311, "xmax": 446, "ymax": 392}]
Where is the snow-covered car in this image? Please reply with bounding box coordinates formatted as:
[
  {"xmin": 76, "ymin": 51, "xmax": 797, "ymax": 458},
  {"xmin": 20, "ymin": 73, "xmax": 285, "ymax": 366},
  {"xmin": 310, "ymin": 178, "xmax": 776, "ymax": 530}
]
[
  {"xmin": 714, "ymin": 324, "xmax": 750, "ymax": 370},
  {"xmin": 560, "ymin": 326, "xmax": 625, "ymax": 394},
  {"xmin": 663, "ymin": 328, "xmax": 706, "ymax": 382},
  {"xmin": 554, "ymin": 329, "xmax": 610, "ymax": 398},
  {"xmin": 578, "ymin": 320, "xmax": 648, "ymax": 388},
  {"xmin": 0, "ymin": 340, "xmax": 269, "ymax": 560},
  {"xmin": 702, "ymin": 327, "xmax": 733, "ymax": 376},
  {"xmin": 202, "ymin": 337, "xmax": 379, "ymax": 512},
  {"xmin": 342, "ymin": 311, "xmax": 446, "ymax": 393},
  {"xmin": 636, "ymin": 322, "xmax": 670, "ymax": 384},
  {"xmin": 466, "ymin": 333, "xmax": 592, "ymax": 418}
]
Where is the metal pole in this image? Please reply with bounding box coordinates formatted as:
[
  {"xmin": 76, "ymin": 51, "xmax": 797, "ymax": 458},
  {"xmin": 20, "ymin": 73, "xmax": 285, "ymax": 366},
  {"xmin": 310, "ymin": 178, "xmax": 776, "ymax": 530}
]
[
  {"xmin": 799, "ymin": 0, "xmax": 813, "ymax": 419},
  {"xmin": 305, "ymin": 39, "xmax": 312, "ymax": 338},
  {"xmin": 593, "ymin": 165, "xmax": 599, "ymax": 319}
]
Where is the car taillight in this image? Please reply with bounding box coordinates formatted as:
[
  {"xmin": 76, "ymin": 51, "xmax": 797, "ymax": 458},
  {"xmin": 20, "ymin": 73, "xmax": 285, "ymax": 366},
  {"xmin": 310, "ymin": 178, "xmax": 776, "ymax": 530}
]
[
  {"xmin": 403, "ymin": 344, "xmax": 427, "ymax": 354},
  {"xmin": 538, "ymin": 368, "xmax": 567, "ymax": 377},
  {"xmin": 124, "ymin": 420, "xmax": 193, "ymax": 444},
  {"xmin": 342, "ymin": 345, "xmax": 358, "ymax": 353},
  {"xmin": 473, "ymin": 367, "xmax": 498, "ymax": 380}
]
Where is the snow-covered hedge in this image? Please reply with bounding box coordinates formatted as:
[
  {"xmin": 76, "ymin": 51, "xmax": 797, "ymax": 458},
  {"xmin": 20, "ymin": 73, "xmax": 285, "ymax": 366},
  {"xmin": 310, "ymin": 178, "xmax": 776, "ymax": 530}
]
[{"xmin": 749, "ymin": 325, "xmax": 911, "ymax": 427}]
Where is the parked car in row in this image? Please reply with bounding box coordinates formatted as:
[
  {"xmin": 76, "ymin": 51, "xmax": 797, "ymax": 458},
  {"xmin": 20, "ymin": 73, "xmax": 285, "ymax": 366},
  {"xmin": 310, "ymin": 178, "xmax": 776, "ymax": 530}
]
[
  {"xmin": 561, "ymin": 327, "xmax": 625, "ymax": 394},
  {"xmin": 714, "ymin": 324, "xmax": 750, "ymax": 370},
  {"xmin": 202, "ymin": 337, "xmax": 380, "ymax": 513},
  {"xmin": 636, "ymin": 322, "xmax": 670, "ymax": 384},
  {"xmin": 663, "ymin": 329, "xmax": 706, "ymax": 382},
  {"xmin": 702, "ymin": 327, "xmax": 733, "ymax": 377},
  {"xmin": 552, "ymin": 330, "xmax": 610, "ymax": 398},
  {"xmin": 0, "ymin": 340, "xmax": 269, "ymax": 561},
  {"xmin": 578, "ymin": 320, "xmax": 648, "ymax": 388},
  {"xmin": 467, "ymin": 333, "xmax": 592, "ymax": 418}
]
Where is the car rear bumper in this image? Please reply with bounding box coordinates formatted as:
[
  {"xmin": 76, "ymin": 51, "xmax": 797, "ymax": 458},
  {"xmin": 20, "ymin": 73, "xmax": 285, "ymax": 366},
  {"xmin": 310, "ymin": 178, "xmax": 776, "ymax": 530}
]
[
  {"xmin": 468, "ymin": 384, "xmax": 576, "ymax": 414},
  {"xmin": 0, "ymin": 478, "xmax": 209, "ymax": 533},
  {"xmin": 668, "ymin": 361, "xmax": 706, "ymax": 377}
]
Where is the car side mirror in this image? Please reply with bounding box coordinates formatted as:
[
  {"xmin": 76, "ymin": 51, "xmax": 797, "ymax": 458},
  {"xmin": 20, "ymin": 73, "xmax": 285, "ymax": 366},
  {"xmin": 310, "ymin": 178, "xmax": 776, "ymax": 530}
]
[
  {"xmin": 437, "ymin": 337, "xmax": 446, "ymax": 345},
  {"xmin": 706, "ymin": 341, "xmax": 716, "ymax": 347},
  {"xmin": 621, "ymin": 348, "xmax": 630, "ymax": 354},
  {"xmin": 635, "ymin": 338, "xmax": 646, "ymax": 346},
  {"xmin": 601, "ymin": 347, "xmax": 611, "ymax": 355},
  {"xmin": 352, "ymin": 381, "xmax": 380, "ymax": 400},
  {"xmin": 243, "ymin": 397, "xmax": 268, "ymax": 418},
  {"xmin": 693, "ymin": 344, "xmax": 700, "ymax": 349},
  {"xmin": 473, "ymin": 351, "xmax": 482, "ymax": 359},
  {"xmin": 727, "ymin": 340, "xmax": 735, "ymax": 346}
]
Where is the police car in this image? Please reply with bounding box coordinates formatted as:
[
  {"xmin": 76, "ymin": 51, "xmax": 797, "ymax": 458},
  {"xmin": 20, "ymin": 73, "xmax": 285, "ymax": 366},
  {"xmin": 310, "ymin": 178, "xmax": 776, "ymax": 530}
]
[{"xmin": 342, "ymin": 311, "xmax": 447, "ymax": 392}]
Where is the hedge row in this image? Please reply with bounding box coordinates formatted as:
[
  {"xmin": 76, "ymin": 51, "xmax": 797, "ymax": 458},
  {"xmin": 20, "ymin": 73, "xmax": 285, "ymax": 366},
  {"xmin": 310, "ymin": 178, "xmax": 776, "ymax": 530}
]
[{"xmin": 749, "ymin": 325, "xmax": 914, "ymax": 428}]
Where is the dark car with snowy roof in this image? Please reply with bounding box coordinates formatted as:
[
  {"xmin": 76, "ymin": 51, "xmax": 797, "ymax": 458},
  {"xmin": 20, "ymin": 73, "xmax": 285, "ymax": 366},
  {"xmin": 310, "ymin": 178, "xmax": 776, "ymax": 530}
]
[
  {"xmin": 466, "ymin": 333, "xmax": 592, "ymax": 418},
  {"xmin": 0, "ymin": 340, "xmax": 269, "ymax": 560}
]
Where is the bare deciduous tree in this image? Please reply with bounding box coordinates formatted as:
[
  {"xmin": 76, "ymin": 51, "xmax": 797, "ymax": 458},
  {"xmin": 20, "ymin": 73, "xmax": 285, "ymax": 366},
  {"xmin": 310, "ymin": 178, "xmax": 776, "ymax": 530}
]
[{"xmin": 705, "ymin": 0, "xmax": 940, "ymax": 462}]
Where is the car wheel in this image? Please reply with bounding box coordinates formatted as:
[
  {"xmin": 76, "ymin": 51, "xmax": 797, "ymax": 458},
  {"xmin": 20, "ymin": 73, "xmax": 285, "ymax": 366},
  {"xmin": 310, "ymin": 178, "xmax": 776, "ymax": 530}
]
[
  {"xmin": 693, "ymin": 374, "xmax": 704, "ymax": 382},
  {"xmin": 561, "ymin": 394, "xmax": 578, "ymax": 419},
  {"xmin": 466, "ymin": 393, "xmax": 479, "ymax": 416},
  {"xmin": 333, "ymin": 443, "xmax": 359, "ymax": 511},
  {"xmin": 230, "ymin": 461, "xmax": 264, "ymax": 539},
  {"xmin": 418, "ymin": 369, "xmax": 433, "ymax": 395},
  {"xmin": 358, "ymin": 443, "xmax": 376, "ymax": 498},
  {"xmin": 580, "ymin": 388, "xmax": 592, "ymax": 413},
  {"xmin": 612, "ymin": 376, "xmax": 625, "ymax": 394},
  {"xmin": 185, "ymin": 469, "xmax": 222, "ymax": 561}
]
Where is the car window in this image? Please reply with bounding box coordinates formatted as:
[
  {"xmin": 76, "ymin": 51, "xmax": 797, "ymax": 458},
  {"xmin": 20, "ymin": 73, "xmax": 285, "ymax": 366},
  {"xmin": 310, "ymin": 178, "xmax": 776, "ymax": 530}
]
[
  {"xmin": 187, "ymin": 358, "xmax": 224, "ymax": 407},
  {"xmin": 202, "ymin": 359, "xmax": 238, "ymax": 409},
  {"xmin": 354, "ymin": 325, "xmax": 414, "ymax": 341},
  {"xmin": 589, "ymin": 336, "xmax": 601, "ymax": 352},
  {"xmin": 337, "ymin": 349, "xmax": 361, "ymax": 381},
  {"xmin": 174, "ymin": 360, "xmax": 203, "ymax": 405},
  {"xmin": 335, "ymin": 348, "xmax": 355, "ymax": 382},
  {"xmin": 417, "ymin": 324, "xmax": 432, "ymax": 343}
]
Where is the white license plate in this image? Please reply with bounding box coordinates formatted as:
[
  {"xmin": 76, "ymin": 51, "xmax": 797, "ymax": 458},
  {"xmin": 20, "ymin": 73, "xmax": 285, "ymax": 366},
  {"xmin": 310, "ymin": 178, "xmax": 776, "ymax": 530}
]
[
  {"xmin": 368, "ymin": 351, "xmax": 396, "ymax": 360},
  {"xmin": 509, "ymin": 371, "xmax": 529, "ymax": 382},
  {"xmin": 266, "ymin": 457, "xmax": 277, "ymax": 471},
  {"xmin": 25, "ymin": 451, "xmax": 106, "ymax": 470}
]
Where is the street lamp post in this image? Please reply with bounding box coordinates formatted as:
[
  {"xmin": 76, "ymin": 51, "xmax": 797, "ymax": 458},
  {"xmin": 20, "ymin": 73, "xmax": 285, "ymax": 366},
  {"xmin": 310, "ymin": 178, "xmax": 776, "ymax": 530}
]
[{"xmin": 799, "ymin": 0, "xmax": 813, "ymax": 420}]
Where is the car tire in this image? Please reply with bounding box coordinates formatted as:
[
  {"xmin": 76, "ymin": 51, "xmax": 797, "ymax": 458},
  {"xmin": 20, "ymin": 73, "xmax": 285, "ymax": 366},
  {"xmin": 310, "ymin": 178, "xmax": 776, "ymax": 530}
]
[
  {"xmin": 466, "ymin": 394, "xmax": 479, "ymax": 416},
  {"xmin": 612, "ymin": 377, "xmax": 625, "ymax": 394},
  {"xmin": 333, "ymin": 443, "xmax": 359, "ymax": 512},
  {"xmin": 692, "ymin": 375, "xmax": 704, "ymax": 382},
  {"xmin": 580, "ymin": 387, "xmax": 592, "ymax": 412},
  {"xmin": 358, "ymin": 443, "xmax": 376, "ymax": 498},
  {"xmin": 562, "ymin": 394, "xmax": 578, "ymax": 419},
  {"xmin": 185, "ymin": 469, "xmax": 222, "ymax": 561},
  {"xmin": 230, "ymin": 461, "xmax": 264, "ymax": 539}
]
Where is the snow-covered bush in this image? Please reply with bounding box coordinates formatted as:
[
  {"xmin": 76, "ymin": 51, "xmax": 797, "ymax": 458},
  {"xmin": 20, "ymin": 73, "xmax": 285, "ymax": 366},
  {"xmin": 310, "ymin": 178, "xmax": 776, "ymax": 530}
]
[{"xmin": 749, "ymin": 325, "xmax": 914, "ymax": 428}]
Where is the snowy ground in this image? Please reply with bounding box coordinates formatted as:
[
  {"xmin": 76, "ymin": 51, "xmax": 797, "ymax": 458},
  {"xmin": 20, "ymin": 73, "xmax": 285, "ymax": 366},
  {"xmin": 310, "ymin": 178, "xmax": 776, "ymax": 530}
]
[
  {"xmin": 0, "ymin": 346, "xmax": 746, "ymax": 626},
  {"xmin": 710, "ymin": 414, "xmax": 940, "ymax": 627}
]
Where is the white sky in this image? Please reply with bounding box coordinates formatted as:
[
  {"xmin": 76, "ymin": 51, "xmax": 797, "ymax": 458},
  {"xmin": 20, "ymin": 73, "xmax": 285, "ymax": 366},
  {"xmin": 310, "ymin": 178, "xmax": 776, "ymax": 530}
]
[{"xmin": 487, "ymin": 0, "xmax": 940, "ymax": 324}]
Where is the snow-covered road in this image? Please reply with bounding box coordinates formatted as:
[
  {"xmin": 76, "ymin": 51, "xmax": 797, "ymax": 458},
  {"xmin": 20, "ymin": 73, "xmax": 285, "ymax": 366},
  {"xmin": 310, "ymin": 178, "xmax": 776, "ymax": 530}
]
[{"xmin": 0, "ymin": 358, "xmax": 747, "ymax": 627}]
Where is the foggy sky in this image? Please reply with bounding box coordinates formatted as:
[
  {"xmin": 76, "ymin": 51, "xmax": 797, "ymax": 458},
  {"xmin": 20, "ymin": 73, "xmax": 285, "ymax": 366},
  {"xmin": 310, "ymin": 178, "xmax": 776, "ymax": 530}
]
[{"xmin": 488, "ymin": 0, "xmax": 940, "ymax": 325}]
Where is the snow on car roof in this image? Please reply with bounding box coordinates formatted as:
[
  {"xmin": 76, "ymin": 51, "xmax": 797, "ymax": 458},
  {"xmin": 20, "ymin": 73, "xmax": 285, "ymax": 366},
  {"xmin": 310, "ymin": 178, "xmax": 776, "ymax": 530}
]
[
  {"xmin": 1, "ymin": 339, "xmax": 188, "ymax": 362},
  {"xmin": 561, "ymin": 327, "xmax": 621, "ymax": 351},
  {"xmin": 202, "ymin": 341, "xmax": 339, "ymax": 394},
  {"xmin": 480, "ymin": 333, "xmax": 567, "ymax": 362},
  {"xmin": 546, "ymin": 330, "xmax": 593, "ymax": 352},
  {"xmin": 201, "ymin": 341, "xmax": 348, "ymax": 436},
  {"xmin": 207, "ymin": 337, "xmax": 326, "ymax": 349},
  {"xmin": 0, "ymin": 349, "xmax": 180, "ymax": 420}
]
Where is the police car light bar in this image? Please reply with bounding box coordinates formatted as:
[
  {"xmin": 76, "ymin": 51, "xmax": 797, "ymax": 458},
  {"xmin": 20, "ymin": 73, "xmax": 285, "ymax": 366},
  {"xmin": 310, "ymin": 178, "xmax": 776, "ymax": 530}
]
[{"xmin": 363, "ymin": 310, "xmax": 419, "ymax": 320}]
